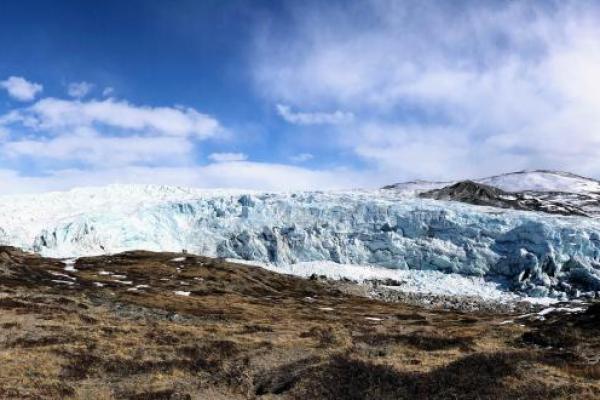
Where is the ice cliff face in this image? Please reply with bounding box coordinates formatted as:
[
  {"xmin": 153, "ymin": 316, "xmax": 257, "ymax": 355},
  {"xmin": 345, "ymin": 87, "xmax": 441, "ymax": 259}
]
[{"xmin": 1, "ymin": 174, "xmax": 600, "ymax": 298}]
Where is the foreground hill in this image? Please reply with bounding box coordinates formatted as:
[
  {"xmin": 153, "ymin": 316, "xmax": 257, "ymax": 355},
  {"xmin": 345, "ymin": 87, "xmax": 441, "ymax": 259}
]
[{"xmin": 0, "ymin": 247, "xmax": 598, "ymax": 399}]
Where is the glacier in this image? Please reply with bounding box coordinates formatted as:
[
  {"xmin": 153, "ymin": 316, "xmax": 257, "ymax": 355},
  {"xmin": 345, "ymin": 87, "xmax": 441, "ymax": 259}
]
[{"xmin": 1, "ymin": 182, "xmax": 600, "ymax": 298}]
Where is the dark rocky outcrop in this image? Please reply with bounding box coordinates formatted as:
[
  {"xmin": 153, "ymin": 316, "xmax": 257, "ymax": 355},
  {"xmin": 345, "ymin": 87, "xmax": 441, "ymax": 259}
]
[{"xmin": 420, "ymin": 180, "xmax": 589, "ymax": 217}]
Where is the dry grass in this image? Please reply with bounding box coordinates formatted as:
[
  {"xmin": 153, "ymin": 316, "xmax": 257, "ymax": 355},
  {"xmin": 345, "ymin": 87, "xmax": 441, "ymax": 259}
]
[{"xmin": 0, "ymin": 246, "xmax": 598, "ymax": 399}]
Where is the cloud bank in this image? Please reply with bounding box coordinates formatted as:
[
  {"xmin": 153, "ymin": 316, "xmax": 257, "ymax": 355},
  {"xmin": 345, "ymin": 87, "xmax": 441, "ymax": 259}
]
[
  {"xmin": 255, "ymin": 1, "xmax": 600, "ymax": 180},
  {"xmin": 0, "ymin": 88, "xmax": 366, "ymax": 194}
]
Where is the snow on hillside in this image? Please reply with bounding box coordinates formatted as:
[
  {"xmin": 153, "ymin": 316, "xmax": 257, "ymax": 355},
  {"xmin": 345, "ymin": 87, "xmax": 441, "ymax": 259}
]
[
  {"xmin": 385, "ymin": 170, "xmax": 600, "ymax": 195},
  {"xmin": 478, "ymin": 170, "xmax": 600, "ymax": 194},
  {"xmin": 0, "ymin": 173, "xmax": 599, "ymax": 299},
  {"xmin": 384, "ymin": 170, "xmax": 600, "ymax": 217}
]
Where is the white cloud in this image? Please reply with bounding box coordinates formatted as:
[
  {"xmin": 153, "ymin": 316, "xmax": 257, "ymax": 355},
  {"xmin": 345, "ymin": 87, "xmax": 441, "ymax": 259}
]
[
  {"xmin": 67, "ymin": 81, "xmax": 94, "ymax": 98},
  {"xmin": 254, "ymin": 2, "xmax": 600, "ymax": 180},
  {"xmin": 2, "ymin": 128, "xmax": 192, "ymax": 167},
  {"xmin": 2, "ymin": 97, "xmax": 221, "ymax": 138},
  {"xmin": 290, "ymin": 153, "xmax": 313, "ymax": 162},
  {"xmin": 208, "ymin": 152, "xmax": 248, "ymax": 162},
  {"xmin": 0, "ymin": 93, "xmax": 372, "ymax": 193},
  {"xmin": 350, "ymin": 123, "xmax": 525, "ymax": 180},
  {"xmin": 276, "ymin": 104, "xmax": 353, "ymax": 125},
  {"xmin": 191, "ymin": 161, "xmax": 371, "ymax": 190},
  {"xmin": 0, "ymin": 95, "xmax": 226, "ymax": 190},
  {"xmin": 0, "ymin": 162, "xmax": 375, "ymax": 195},
  {"xmin": 0, "ymin": 76, "xmax": 43, "ymax": 101}
]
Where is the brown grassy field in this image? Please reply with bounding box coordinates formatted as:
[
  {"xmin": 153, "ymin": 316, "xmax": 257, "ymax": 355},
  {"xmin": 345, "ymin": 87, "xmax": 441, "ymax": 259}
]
[{"xmin": 0, "ymin": 246, "xmax": 598, "ymax": 399}]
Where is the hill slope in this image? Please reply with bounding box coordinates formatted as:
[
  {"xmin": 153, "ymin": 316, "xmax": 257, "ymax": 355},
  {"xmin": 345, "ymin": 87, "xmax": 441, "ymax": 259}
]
[{"xmin": 0, "ymin": 247, "xmax": 598, "ymax": 399}]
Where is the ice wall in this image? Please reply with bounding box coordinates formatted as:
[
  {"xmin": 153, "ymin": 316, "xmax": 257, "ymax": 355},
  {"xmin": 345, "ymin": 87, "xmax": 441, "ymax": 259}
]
[{"xmin": 11, "ymin": 189, "xmax": 599, "ymax": 297}]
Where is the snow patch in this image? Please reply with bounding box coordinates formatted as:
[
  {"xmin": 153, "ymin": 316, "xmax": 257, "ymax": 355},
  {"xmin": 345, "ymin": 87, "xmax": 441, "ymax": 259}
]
[
  {"xmin": 52, "ymin": 279, "xmax": 75, "ymax": 285},
  {"xmin": 537, "ymin": 306, "xmax": 586, "ymax": 316},
  {"xmin": 63, "ymin": 259, "xmax": 78, "ymax": 272}
]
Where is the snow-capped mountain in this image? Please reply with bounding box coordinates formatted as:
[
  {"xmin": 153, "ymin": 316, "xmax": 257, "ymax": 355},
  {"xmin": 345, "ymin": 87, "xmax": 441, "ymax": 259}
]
[
  {"xmin": 1, "ymin": 170, "xmax": 600, "ymax": 298},
  {"xmin": 419, "ymin": 180, "xmax": 590, "ymax": 217},
  {"xmin": 385, "ymin": 170, "xmax": 600, "ymax": 194},
  {"xmin": 385, "ymin": 170, "xmax": 600, "ymax": 216},
  {"xmin": 479, "ymin": 170, "xmax": 600, "ymax": 193}
]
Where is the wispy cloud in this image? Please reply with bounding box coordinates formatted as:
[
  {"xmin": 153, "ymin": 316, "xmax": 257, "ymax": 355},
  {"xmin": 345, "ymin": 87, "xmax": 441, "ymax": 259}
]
[
  {"xmin": 0, "ymin": 162, "xmax": 373, "ymax": 194},
  {"xmin": 67, "ymin": 81, "xmax": 94, "ymax": 98},
  {"xmin": 290, "ymin": 152, "xmax": 313, "ymax": 163},
  {"xmin": 102, "ymin": 87, "xmax": 114, "ymax": 97},
  {"xmin": 276, "ymin": 104, "xmax": 353, "ymax": 125},
  {"xmin": 2, "ymin": 128, "xmax": 193, "ymax": 167},
  {"xmin": 208, "ymin": 152, "xmax": 248, "ymax": 162},
  {"xmin": 2, "ymin": 97, "xmax": 221, "ymax": 138},
  {"xmin": 0, "ymin": 76, "xmax": 43, "ymax": 101}
]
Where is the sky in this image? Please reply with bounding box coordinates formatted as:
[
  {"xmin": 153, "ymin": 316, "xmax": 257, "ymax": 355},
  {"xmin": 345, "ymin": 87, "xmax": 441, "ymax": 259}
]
[{"xmin": 0, "ymin": 0, "xmax": 599, "ymax": 194}]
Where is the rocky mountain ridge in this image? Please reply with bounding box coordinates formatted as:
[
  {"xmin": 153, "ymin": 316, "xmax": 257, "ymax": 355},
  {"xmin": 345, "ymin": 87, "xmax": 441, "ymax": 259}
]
[
  {"xmin": 386, "ymin": 170, "xmax": 600, "ymax": 217},
  {"xmin": 419, "ymin": 180, "xmax": 590, "ymax": 217}
]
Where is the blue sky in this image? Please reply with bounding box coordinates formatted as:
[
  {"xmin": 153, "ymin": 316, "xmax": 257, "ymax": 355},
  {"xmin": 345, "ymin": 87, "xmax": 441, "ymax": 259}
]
[{"xmin": 0, "ymin": 0, "xmax": 599, "ymax": 193}]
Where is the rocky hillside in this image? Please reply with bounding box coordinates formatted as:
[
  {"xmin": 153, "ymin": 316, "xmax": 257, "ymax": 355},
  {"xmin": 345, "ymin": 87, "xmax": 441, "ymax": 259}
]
[
  {"xmin": 386, "ymin": 170, "xmax": 600, "ymax": 216},
  {"xmin": 419, "ymin": 180, "xmax": 589, "ymax": 216}
]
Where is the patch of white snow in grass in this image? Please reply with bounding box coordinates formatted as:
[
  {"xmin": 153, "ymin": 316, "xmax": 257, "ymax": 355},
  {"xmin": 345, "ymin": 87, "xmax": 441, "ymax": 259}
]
[
  {"xmin": 49, "ymin": 271, "xmax": 76, "ymax": 280},
  {"xmin": 537, "ymin": 306, "xmax": 586, "ymax": 316},
  {"xmin": 52, "ymin": 279, "xmax": 75, "ymax": 285},
  {"xmin": 174, "ymin": 291, "xmax": 191, "ymax": 296},
  {"xmin": 63, "ymin": 259, "xmax": 78, "ymax": 272}
]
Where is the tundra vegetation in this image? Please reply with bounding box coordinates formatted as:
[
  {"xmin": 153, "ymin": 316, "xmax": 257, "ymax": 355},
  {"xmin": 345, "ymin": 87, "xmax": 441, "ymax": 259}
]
[{"xmin": 0, "ymin": 247, "xmax": 598, "ymax": 399}]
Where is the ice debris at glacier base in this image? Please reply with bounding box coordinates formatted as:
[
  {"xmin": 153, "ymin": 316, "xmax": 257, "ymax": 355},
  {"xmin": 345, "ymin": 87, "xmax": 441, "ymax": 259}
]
[
  {"xmin": 0, "ymin": 185, "xmax": 600, "ymax": 298},
  {"xmin": 235, "ymin": 258, "xmax": 556, "ymax": 304}
]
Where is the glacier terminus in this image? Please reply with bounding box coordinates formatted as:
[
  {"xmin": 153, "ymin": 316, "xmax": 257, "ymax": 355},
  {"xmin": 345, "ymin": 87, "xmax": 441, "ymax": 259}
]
[{"xmin": 1, "ymin": 170, "xmax": 600, "ymax": 299}]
